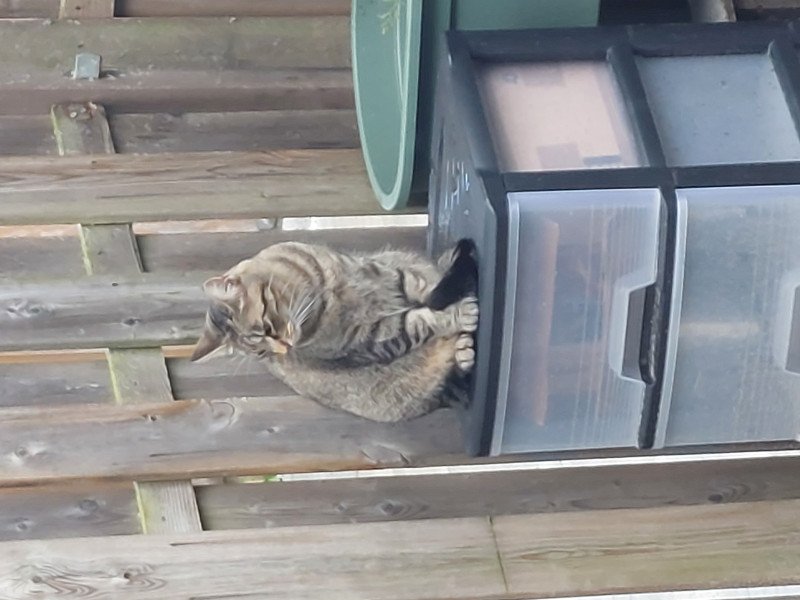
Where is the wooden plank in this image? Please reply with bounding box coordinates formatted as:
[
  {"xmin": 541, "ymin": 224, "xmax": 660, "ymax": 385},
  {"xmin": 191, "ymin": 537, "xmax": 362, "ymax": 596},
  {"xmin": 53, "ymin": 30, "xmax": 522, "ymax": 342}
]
[
  {"xmin": 0, "ymin": 0, "xmax": 57, "ymax": 18},
  {"xmin": 3, "ymin": 501, "xmax": 800, "ymax": 598},
  {"xmin": 196, "ymin": 454, "xmax": 800, "ymax": 529},
  {"xmin": 0, "ymin": 17, "xmax": 350, "ymax": 72},
  {"xmin": 0, "ymin": 360, "xmax": 114, "ymax": 407},
  {"xmin": 139, "ymin": 227, "xmax": 427, "ymax": 272},
  {"xmin": 0, "ymin": 148, "xmax": 394, "ymax": 226},
  {"xmin": 108, "ymin": 349, "xmax": 202, "ymax": 534},
  {"xmin": 107, "ymin": 348, "xmax": 172, "ymax": 404},
  {"xmin": 59, "ymin": 0, "xmax": 114, "ymax": 19},
  {"xmin": 0, "ymin": 517, "xmax": 505, "ymax": 600},
  {"xmin": 0, "ymin": 397, "xmax": 462, "ymax": 485},
  {"xmin": 495, "ymin": 501, "xmax": 800, "ymax": 597},
  {"xmin": 0, "ymin": 115, "xmax": 56, "ymax": 157},
  {"xmin": 0, "ymin": 482, "xmax": 139, "ymax": 542},
  {"xmin": 1, "ymin": 0, "xmax": 351, "ymax": 18},
  {"xmin": 0, "ymin": 274, "xmax": 207, "ymax": 351},
  {"xmin": 109, "ymin": 110, "xmax": 359, "ymax": 154},
  {"xmin": 79, "ymin": 224, "xmax": 142, "ymax": 275},
  {"xmin": 116, "ymin": 0, "xmax": 350, "ymax": 17},
  {"xmin": 167, "ymin": 356, "xmax": 294, "ymax": 400},
  {"xmin": 2, "ymin": 70, "xmax": 354, "ymax": 116},
  {"xmin": 61, "ymin": 89, "xmax": 203, "ymax": 537},
  {"xmin": 0, "ymin": 236, "xmax": 84, "ymax": 277},
  {"xmin": 51, "ymin": 102, "xmax": 115, "ymax": 155}
]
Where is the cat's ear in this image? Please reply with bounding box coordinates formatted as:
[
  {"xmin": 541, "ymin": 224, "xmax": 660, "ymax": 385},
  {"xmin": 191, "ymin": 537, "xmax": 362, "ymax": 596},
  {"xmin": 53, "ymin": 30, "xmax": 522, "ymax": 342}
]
[
  {"xmin": 203, "ymin": 275, "xmax": 244, "ymax": 310},
  {"xmin": 190, "ymin": 326, "xmax": 225, "ymax": 362}
]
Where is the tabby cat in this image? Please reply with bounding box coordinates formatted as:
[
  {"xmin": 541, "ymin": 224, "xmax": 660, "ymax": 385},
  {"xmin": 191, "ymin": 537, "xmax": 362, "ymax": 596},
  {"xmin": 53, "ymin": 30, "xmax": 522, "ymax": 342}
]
[{"xmin": 190, "ymin": 240, "xmax": 478, "ymax": 421}]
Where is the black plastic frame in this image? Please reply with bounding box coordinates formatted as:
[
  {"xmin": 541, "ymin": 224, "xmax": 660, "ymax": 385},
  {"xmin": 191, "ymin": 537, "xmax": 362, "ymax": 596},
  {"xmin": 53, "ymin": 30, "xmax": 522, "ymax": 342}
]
[{"xmin": 438, "ymin": 19, "xmax": 800, "ymax": 456}]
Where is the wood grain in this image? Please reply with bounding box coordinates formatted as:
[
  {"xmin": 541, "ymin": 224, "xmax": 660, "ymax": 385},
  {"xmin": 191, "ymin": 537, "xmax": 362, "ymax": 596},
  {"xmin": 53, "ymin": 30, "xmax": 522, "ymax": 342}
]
[
  {"xmin": 3, "ymin": 69, "xmax": 354, "ymax": 116},
  {"xmin": 495, "ymin": 500, "xmax": 800, "ymax": 596},
  {"xmin": 116, "ymin": 0, "xmax": 351, "ymax": 17},
  {"xmin": 59, "ymin": 0, "xmax": 115, "ymax": 18},
  {"xmin": 2, "ymin": 501, "xmax": 800, "ymax": 599},
  {"xmin": 0, "ymin": 17, "xmax": 350, "ymax": 72},
  {"xmin": 0, "ymin": 517, "xmax": 504, "ymax": 599},
  {"xmin": 0, "ymin": 273, "xmax": 208, "ymax": 351},
  {"xmin": 0, "ymin": 149, "xmax": 389, "ymax": 226},
  {"xmin": 1, "ymin": 0, "xmax": 351, "ymax": 18},
  {"xmin": 139, "ymin": 227, "xmax": 427, "ymax": 272},
  {"xmin": 0, "ymin": 236, "xmax": 83, "ymax": 277},
  {"xmin": 0, "ymin": 482, "xmax": 139, "ymax": 542},
  {"xmin": 0, "ymin": 397, "xmax": 462, "ymax": 485},
  {"xmin": 0, "ymin": 0, "xmax": 57, "ymax": 18},
  {"xmin": 196, "ymin": 454, "xmax": 800, "ymax": 529},
  {"xmin": 51, "ymin": 102, "xmax": 115, "ymax": 156},
  {"xmin": 79, "ymin": 224, "xmax": 142, "ymax": 275},
  {"xmin": 108, "ymin": 349, "xmax": 202, "ymax": 534},
  {"xmin": 0, "ymin": 360, "xmax": 114, "ymax": 407},
  {"xmin": 0, "ymin": 116, "xmax": 56, "ymax": 157},
  {"xmin": 109, "ymin": 110, "xmax": 359, "ymax": 154},
  {"xmin": 167, "ymin": 356, "xmax": 294, "ymax": 401}
]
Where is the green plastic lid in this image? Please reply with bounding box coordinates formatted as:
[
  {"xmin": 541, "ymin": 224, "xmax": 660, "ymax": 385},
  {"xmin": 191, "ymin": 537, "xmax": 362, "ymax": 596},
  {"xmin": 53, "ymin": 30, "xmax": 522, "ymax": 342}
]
[
  {"xmin": 352, "ymin": 0, "xmax": 423, "ymax": 212},
  {"xmin": 352, "ymin": 0, "xmax": 600, "ymax": 211}
]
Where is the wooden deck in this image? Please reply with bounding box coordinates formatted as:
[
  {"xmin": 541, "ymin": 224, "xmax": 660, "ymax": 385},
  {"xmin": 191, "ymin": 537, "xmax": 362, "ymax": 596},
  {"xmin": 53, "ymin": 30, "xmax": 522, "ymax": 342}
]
[{"xmin": 1, "ymin": 1, "xmax": 799, "ymax": 598}]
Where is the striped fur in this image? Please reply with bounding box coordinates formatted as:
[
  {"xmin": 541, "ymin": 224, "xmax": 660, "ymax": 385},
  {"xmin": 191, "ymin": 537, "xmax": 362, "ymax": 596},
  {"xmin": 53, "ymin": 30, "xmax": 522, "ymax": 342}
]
[{"xmin": 191, "ymin": 241, "xmax": 478, "ymax": 422}]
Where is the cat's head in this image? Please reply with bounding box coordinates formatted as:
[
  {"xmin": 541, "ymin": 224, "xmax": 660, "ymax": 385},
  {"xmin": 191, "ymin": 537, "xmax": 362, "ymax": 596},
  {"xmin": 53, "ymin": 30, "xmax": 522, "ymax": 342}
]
[{"xmin": 190, "ymin": 272, "xmax": 300, "ymax": 362}]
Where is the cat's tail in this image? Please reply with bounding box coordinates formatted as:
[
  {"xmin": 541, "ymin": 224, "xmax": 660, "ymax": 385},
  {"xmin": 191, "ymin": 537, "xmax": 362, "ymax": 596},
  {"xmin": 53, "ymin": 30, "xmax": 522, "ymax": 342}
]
[{"xmin": 426, "ymin": 239, "xmax": 478, "ymax": 311}]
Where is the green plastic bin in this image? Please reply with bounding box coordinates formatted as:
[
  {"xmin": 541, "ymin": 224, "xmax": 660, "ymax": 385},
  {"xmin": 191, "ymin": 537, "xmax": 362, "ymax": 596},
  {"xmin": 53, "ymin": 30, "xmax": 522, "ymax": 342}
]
[{"xmin": 352, "ymin": 0, "xmax": 601, "ymax": 211}]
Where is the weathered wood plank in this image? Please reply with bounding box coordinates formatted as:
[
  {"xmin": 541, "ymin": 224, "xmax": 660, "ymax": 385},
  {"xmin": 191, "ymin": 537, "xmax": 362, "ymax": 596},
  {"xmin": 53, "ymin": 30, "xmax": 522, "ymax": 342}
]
[
  {"xmin": 0, "ymin": 116, "xmax": 56, "ymax": 157},
  {"xmin": 109, "ymin": 110, "xmax": 359, "ymax": 154},
  {"xmin": 107, "ymin": 348, "xmax": 172, "ymax": 405},
  {"xmin": 495, "ymin": 501, "xmax": 800, "ymax": 597},
  {"xmin": 196, "ymin": 454, "xmax": 800, "ymax": 529},
  {"xmin": 135, "ymin": 481, "xmax": 203, "ymax": 535},
  {"xmin": 0, "ymin": 350, "xmax": 285, "ymax": 406},
  {"xmin": 108, "ymin": 349, "xmax": 202, "ymax": 535},
  {"xmin": 167, "ymin": 356, "xmax": 293, "ymax": 400},
  {"xmin": 62, "ymin": 88, "xmax": 203, "ymax": 537},
  {"xmin": 59, "ymin": 0, "xmax": 115, "ymax": 19},
  {"xmin": 3, "ymin": 70, "xmax": 354, "ymax": 116},
  {"xmin": 0, "ymin": 517, "xmax": 504, "ymax": 600},
  {"xmin": 0, "ymin": 149, "xmax": 388, "ymax": 226},
  {"xmin": 0, "ymin": 360, "xmax": 113, "ymax": 407},
  {"xmin": 0, "ymin": 274, "xmax": 206, "ymax": 351},
  {"xmin": 0, "ymin": 397, "xmax": 462, "ymax": 485},
  {"xmin": 1, "ymin": 0, "xmax": 351, "ymax": 18},
  {"xmin": 3, "ymin": 501, "xmax": 800, "ymax": 599},
  {"xmin": 0, "ymin": 236, "xmax": 84, "ymax": 277},
  {"xmin": 51, "ymin": 102, "xmax": 115, "ymax": 155},
  {"xmin": 119, "ymin": 0, "xmax": 350, "ymax": 17},
  {"xmin": 79, "ymin": 224, "xmax": 142, "ymax": 275},
  {"xmin": 0, "ymin": 482, "xmax": 139, "ymax": 542},
  {"xmin": 0, "ymin": 0, "xmax": 57, "ymax": 18},
  {"xmin": 139, "ymin": 227, "xmax": 427, "ymax": 272},
  {"xmin": 0, "ymin": 17, "xmax": 350, "ymax": 71}
]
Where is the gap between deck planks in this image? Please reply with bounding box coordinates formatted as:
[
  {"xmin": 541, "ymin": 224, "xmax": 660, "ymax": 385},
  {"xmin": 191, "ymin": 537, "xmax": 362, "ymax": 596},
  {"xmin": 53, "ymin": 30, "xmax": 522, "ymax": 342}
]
[
  {"xmin": 51, "ymin": 99, "xmax": 201, "ymax": 534},
  {"xmin": 3, "ymin": 499, "xmax": 800, "ymax": 599}
]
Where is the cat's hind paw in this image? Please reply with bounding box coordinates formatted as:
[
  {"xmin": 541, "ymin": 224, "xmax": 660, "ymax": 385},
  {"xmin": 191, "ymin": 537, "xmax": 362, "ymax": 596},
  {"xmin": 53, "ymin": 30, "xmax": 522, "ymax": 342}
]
[{"xmin": 454, "ymin": 333, "xmax": 476, "ymax": 373}]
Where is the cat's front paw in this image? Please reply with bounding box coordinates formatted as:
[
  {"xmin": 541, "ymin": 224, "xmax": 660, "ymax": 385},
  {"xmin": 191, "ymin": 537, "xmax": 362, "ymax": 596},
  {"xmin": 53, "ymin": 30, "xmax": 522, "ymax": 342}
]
[
  {"xmin": 454, "ymin": 333, "xmax": 475, "ymax": 373},
  {"xmin": 454, "ymin": 295, "xmax": 479, "ymax": 333}
]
